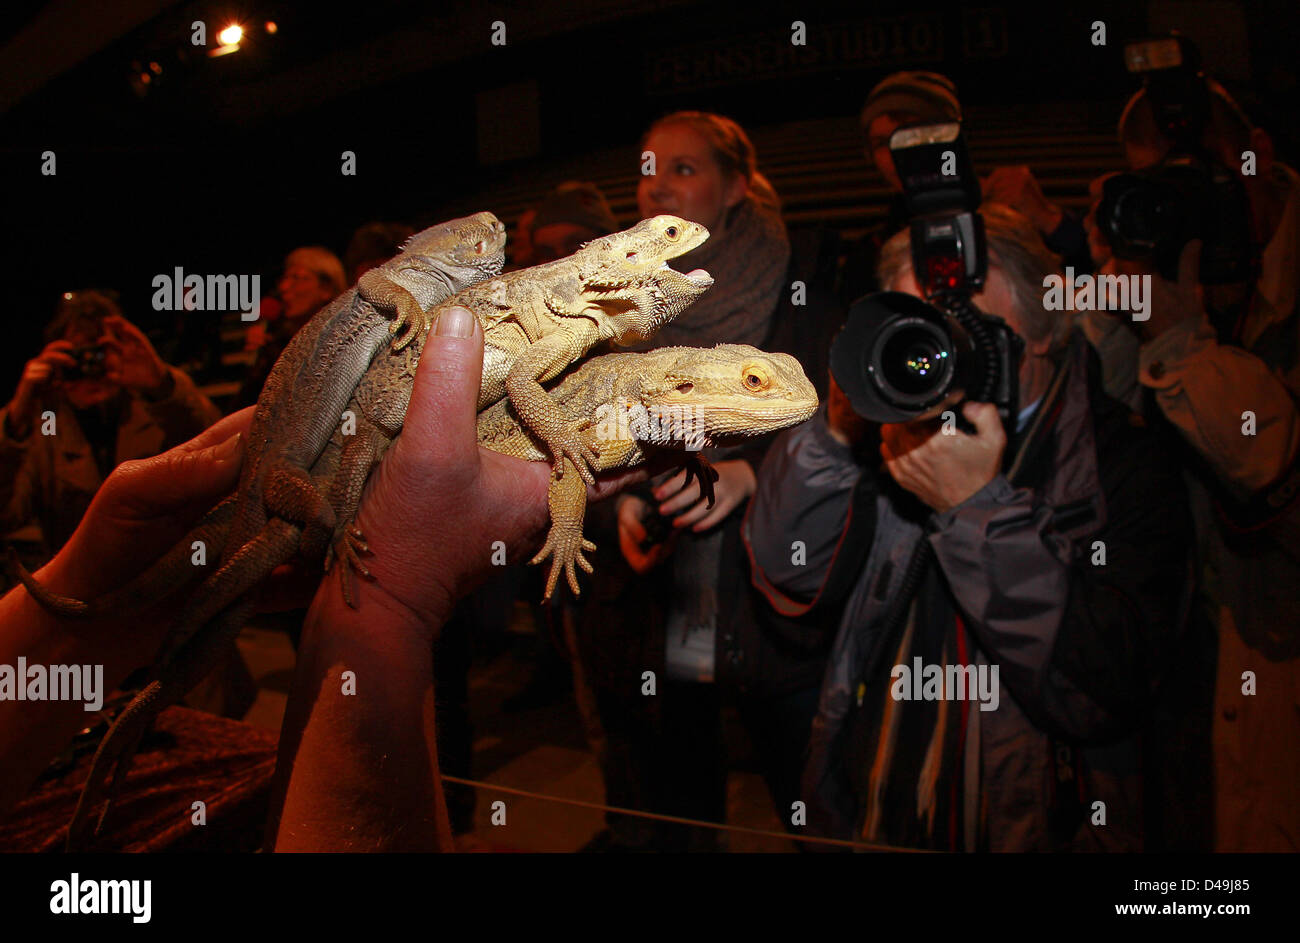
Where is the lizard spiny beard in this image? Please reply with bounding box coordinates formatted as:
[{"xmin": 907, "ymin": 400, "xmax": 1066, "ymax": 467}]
[{"xmin": 626, "ymin": 401, "xmax": 708, "ymax": 449}]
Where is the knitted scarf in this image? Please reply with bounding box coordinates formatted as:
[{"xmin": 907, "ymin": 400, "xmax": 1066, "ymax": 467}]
[{"xmin": 625, "ymin": 198, "xmax": 791, "ymax": 351}]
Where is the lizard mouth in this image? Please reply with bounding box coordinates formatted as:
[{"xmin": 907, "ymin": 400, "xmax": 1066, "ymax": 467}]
[{"xmin": 684, "ymin": 268, "xmax": 712, "ymax": 285}]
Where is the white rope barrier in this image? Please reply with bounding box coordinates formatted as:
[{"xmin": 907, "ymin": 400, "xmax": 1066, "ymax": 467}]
[{"xmin": 441, "ymin": 774, "xmax": 938, "ymax": 852}]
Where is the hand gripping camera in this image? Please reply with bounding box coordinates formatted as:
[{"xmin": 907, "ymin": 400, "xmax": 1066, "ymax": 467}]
[
  {"xmin": 1096, "ymin": 33, "xmax": 1256, "ymax": 284},
  {"xmin": 831, "ymin": 122, "xmax": 1022, "ymax": 426}
]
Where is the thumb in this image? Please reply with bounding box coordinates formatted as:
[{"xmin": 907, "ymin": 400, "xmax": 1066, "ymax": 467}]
[
  {"xmin": 109, "ymin": 431, "xmax": 245, "ymax": 517},
  {"xmin": 398, "ymin": 306, "xmax": 484, "ymax": 467},
  {"xmin": 963, "ymin": 400, "xmax": 1002, "ymax": 439}
]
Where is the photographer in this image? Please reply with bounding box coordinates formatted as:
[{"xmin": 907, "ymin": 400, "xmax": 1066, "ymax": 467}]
[
  {"xmin": 1082, "ymin": 79, "xmax": 1300, "ymax": 852},
  {"xmin": 0, "ymin": 291, "xmax": 220, "ymax": 558},
  {"xmin": 843, "ymin": 71, "xmax": 1089, "ymax": 305},
  {"xmin": 744, "ymin": 205, "xmax": 1192, "ymax": 850}
]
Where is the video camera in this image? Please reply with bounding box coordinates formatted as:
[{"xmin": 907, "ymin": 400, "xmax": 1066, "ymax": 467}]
[
  {"xmin": 830, "ymin": 121, "xmax": 1022, "ymax": 426},
  {"xmin": 1096, "ymin": 33, "xmax": 1256, "ymax": 284}
]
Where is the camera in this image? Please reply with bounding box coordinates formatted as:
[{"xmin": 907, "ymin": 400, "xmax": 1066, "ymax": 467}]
[
  {"xmin": 831, "ymin": 122, "xmax": 1022, "ymax": 425},
  {"xmin": 1096, "ymin": 34, "xmax": 1256, "ymax": 284},
  {"xmin": 64, "ymin": 345, "xmax": 109, "ymax": 381}
]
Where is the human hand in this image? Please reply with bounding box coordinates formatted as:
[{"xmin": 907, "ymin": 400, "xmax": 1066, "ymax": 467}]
[
  {"xmin": 33, "ymin": 408, "xmax": 253, "ymax": 663},
  {"xmin": 7, "ymin": 341, "xmax": 77, "ymax": 438},
  {"xmin": 652, "ymin": 458, "xmax": 755, "ymax": 533},
  {"xmin": 617, "ymin": 493, "xmax": 677, "ymax": 574},
  {"xmin": 983, "ymin": 165, "xmax": 1063, "ymax": 236},
  {"xmin": 1083, "ymin": 172, "xmax": 1120, "ymax": 269},
  {"xmin": 880, "ymin": 401, "xmax": 1005, "ymax": 513},
  {"xmin": 1102, "ymin": 239, "xmax": 1204, "ymax": 342},
  {"xmin": 99, "ymin": 315, "xmax": 170, "ymax": 395}
]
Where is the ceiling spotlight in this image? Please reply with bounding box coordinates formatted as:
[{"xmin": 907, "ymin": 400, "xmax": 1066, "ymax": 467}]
[
  {"xmin": 265, "ymin": 21, "xmax": 278, "ymax": 34},
  {"xmin": 219, "ymin": 24, "xmax": 243, "ymax": 46}
]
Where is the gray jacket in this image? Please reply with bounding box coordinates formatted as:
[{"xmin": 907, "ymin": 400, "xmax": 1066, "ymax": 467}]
[{"xmin": 743, "ymin": 335, "xmax": 1193, "ymax": 850}]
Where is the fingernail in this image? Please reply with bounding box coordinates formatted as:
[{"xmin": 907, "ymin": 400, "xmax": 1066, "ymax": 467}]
[
  {"xmin": 436, "ymin": 306, "xmax": 476, "ymax": 339},
  {"xmin": 213, "ymin": 432, "xmax": 243, "ymax": 463}
]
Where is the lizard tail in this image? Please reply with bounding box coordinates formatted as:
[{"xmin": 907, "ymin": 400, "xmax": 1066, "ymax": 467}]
[
  {"xmin": 10, "ymin": 495, "xmax": 238, "ymax": 619},
  {"xmin": 66, "ymin": 520, "xmax": 301, "ymax": 850},
  {"xmin": 157, "ymin": 518, "xmax": 300, "ymax": 665}
]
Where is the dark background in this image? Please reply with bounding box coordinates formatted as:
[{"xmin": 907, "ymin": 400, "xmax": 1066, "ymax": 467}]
[{"xmin": 1, "ymin": 0, "xmax": 1296, "ymax": 385}]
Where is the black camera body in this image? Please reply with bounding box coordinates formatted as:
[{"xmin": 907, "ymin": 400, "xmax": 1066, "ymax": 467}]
[
  {"xmin": 64, "ymin": 345, "xmax": 109, "ymax": 381},
  {"xmin": 831, "ymin": 122, "xmax": 1022, "ymax": 426},
  {"xmin": 1098, "ymin": 35, "xmax": 1256, "ymax": 285}
]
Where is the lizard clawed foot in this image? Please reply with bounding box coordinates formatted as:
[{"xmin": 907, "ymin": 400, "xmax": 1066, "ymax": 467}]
[
  {"xmin": 548, "ymin": 428, "xmax": 600, "ymax": 487},
  {"xmin": 531, "ymin": 524, "xmax": 597, "ymax": 601},
  {"xmin": 389, "ymin": 312, "xmax": 433, "ymax": 352},
  {"xmin": 677, "ymin": 454, "xmax": 720, "ymax": 509},
  {"xmin": 329, "ymin": 525, "xmax": 375, "ymax": 609}
]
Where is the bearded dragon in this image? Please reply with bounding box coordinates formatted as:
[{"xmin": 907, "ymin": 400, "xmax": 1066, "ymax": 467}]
[
  {"xmin": 472, "ymin": 214, "xmax": 712, "ymax": 484},
  {"xmin": 478, "ymin": 344, "xmax": 820, "ymax": 598},
  {"xmin": 318, "ymin": 215, "xmax": 714, "ymax": 600}
]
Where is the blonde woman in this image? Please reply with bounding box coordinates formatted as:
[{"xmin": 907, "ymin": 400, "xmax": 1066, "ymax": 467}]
[{"xmin": 574, "ymin": 112, "xmax": 822, "ymax": 853}]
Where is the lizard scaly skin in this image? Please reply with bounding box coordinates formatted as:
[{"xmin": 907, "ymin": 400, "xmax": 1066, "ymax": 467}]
[
  {"xmin": 321, "ymin": 223, "xmax": 715, "ymax": 606},
  {"xmin": 477, "ymin": 344, "xmax": 819, "ymax": 597}
]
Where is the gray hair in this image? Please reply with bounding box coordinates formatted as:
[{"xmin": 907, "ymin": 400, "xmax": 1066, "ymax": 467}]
[{"xmin": 875, "ymin": 201, "xmax": 1069, "ymax": 353}]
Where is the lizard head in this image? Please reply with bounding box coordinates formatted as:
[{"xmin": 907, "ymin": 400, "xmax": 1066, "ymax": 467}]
[
  {"xmin": 602, "ymin": 215, "xmax": 709, "ymax": 268},
  {"xmin": 575, "ymin": 215, "xmax": 709, "ymax": 284},
  {"xmin": 634, "ymin": 345, "xmax": 819, "ymax": 447},
  {"xmin": 401, "ymin": 211, "xmax": 507, "ymax": 280}
]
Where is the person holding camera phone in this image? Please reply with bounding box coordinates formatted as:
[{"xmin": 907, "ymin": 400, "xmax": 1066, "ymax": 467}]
[
  {"xmin": 744, "ymin": 203, "xmax": 1193, "ymax": 851},
  {"xmin": 0, "ymin": 291, "xmax": 220, "ymax": 567}
]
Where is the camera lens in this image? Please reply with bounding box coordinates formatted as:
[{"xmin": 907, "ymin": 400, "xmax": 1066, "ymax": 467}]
[
  {"xmin": 1100, "ymin": 172, "xmax": 1185, "ymax": 257},
  {"xmin": 1111, "ymin": 185, "xmax": 1166, "ymax": 249},
  {"xmin": 886, "ymin": 338, "xmax": 945, "ymax": 393},
  {"xmin": 869, "ymin": 317, "xmax": 954, "ymax": 407},
  {"xmin": 832, "ymin": 291, "xmax": 981, "ymax": 423}
]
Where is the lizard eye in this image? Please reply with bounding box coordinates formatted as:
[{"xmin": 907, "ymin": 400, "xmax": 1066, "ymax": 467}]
[
  {"xmin": 676, "ymin": 382, "xmax": 694, "ymax": 394},
  {"xmin": 742, "ymin": 365, "xmax": 770, "ymax": 391},
  {"xmin": 665, "ymin": 226, "xmax": 679, "ymax": 239}
]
